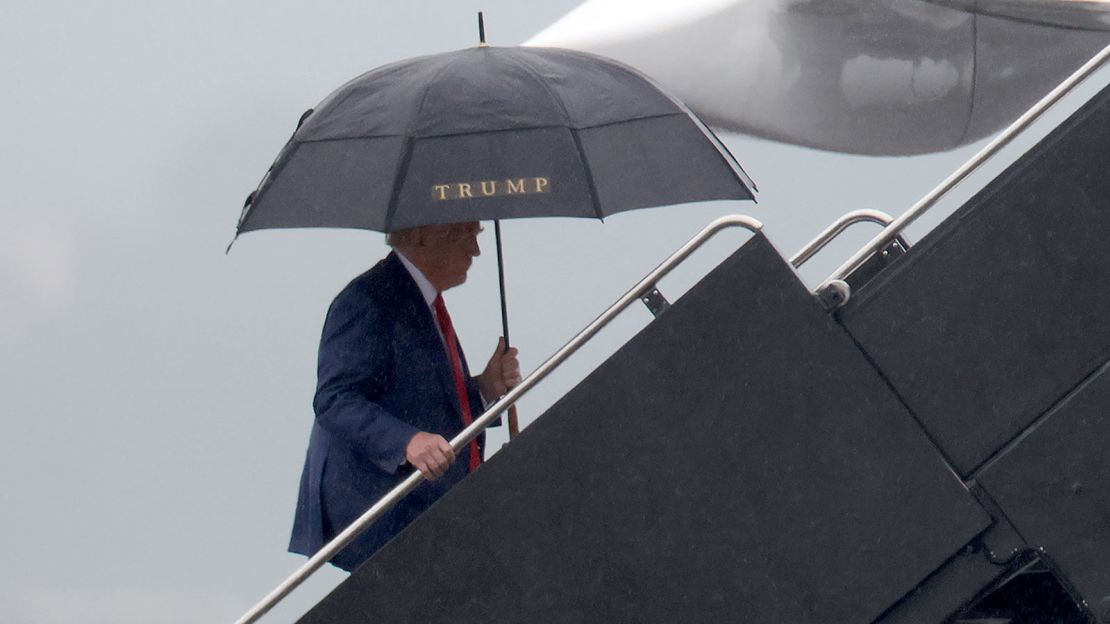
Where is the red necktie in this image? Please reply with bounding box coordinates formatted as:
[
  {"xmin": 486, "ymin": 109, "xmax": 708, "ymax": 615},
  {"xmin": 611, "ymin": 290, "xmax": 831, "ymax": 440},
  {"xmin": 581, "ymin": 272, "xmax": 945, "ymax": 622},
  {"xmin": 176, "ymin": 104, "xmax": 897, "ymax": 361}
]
[{"xmin": 432, "ymin": 294, "xmax": 481, "ymax": 472}]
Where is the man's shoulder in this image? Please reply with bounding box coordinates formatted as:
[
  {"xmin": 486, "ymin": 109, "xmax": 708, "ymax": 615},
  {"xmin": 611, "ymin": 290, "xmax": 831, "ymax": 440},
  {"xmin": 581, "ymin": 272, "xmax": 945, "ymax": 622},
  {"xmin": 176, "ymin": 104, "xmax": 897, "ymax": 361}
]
[{"xmin": 332, "ymin": 253, "xmax": 413, "ymax": 309}]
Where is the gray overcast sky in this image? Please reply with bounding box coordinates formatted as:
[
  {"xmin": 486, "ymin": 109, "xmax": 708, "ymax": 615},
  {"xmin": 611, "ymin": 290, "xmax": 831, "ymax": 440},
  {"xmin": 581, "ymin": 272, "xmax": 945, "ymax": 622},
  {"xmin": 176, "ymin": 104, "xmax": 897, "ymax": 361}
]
[{"xmin": 1, "ymin": 2, "xmax": 1107, "ymax": 623}]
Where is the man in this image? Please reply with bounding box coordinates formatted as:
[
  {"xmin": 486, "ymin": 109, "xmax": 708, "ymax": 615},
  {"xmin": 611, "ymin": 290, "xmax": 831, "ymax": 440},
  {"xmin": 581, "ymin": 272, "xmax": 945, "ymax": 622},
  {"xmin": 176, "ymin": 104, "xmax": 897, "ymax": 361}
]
[{"xmin": 288, "ymin": 221, "xmax": 521, "ymax": 571}]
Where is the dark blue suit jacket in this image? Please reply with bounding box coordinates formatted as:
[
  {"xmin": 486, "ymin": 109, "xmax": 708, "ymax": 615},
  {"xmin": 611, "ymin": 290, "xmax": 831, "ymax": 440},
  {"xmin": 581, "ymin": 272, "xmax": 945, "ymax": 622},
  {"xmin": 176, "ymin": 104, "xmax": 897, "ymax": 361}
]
[{"xmin": 289, "ymin": 252, "xmax": 486, "ymax": 571}]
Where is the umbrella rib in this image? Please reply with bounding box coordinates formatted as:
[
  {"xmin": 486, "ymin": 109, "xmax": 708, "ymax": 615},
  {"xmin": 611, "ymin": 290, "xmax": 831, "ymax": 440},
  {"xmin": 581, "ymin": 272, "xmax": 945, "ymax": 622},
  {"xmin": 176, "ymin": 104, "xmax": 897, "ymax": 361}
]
[
  {"xmin": 694, "ymin": 112, "xmax": 758, "ymax": 196},
  {"xmin": 501, "ymin": 52, "xmax": 573, "ymax": 125},
  {"xmin": 571, "ymin": 128, "xmax": 604, "ymax": 220},
  {"xmin": 294, "ymin": 113, "xmax": 692, "ymax": 143},
  {"xmin": 573, "ymin": 48, "xmax": 758, "ymax": 196},
  {"xmin": 501, "ymin": 53, "xmax": 606, "ymax": 216},
  {"xmin": 651, "ymin": 90, "xmax": 758, "ymax": 196},
  {"xmin": 383, "ymin": 137, "xmax": 415, "ymax": 232},
  {"xmin": 415, "ymin": 53, "xmax": 467, "ymax": 124},
  {"xmin": 384, "ymin": 55, "xmax": 460, "ymax": 231}
]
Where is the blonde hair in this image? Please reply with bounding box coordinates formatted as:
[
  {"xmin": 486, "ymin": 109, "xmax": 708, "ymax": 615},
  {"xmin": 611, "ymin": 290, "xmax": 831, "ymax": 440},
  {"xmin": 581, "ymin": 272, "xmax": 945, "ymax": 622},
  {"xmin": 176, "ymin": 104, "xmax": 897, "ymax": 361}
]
[
  {"xmin": 385, "ymin": 228, "xmax": 420, "ymax": 248},
  {"xmin": 386, "ymin": 223, "xmax": 482, "ymax": 248}
]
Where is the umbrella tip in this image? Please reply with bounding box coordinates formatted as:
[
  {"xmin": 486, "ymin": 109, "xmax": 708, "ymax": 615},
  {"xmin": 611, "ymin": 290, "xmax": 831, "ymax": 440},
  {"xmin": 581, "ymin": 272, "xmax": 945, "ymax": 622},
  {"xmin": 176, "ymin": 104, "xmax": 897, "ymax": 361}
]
[{"xmin": 477, "ymin": 11, "xmax": 488, "ymax": 47}]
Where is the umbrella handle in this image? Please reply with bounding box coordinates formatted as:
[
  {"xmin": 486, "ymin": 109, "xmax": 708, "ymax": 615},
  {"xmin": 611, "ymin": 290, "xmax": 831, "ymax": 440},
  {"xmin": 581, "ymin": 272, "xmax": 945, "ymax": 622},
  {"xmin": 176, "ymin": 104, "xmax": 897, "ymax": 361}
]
[{"xmin": 508, "ymin": 405, "xmax": 520, "ymax": 438}]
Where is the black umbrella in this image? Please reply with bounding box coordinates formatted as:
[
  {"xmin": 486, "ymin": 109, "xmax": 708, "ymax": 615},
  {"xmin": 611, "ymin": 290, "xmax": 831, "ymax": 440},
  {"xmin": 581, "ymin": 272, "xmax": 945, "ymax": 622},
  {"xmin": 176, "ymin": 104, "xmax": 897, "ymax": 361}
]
[{"xmin": 233, "ymin": 17, "xmax": 756, "ymax": 435}]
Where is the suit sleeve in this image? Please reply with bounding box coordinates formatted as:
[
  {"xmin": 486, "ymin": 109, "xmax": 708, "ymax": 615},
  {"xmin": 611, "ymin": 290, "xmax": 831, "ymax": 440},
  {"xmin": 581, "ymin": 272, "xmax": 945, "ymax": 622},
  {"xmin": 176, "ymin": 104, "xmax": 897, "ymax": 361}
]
[{"xmin": 312, "ymin": 285, "xmax": 419, "ymax": 474}]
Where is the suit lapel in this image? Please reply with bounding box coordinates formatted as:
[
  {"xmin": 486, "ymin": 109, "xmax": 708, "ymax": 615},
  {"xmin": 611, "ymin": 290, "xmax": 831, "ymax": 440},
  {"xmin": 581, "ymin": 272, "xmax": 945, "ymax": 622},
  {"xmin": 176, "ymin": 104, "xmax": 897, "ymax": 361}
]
[{"xmin": 384, "ymin": 253, "xmax": 465, "ymax": 421}]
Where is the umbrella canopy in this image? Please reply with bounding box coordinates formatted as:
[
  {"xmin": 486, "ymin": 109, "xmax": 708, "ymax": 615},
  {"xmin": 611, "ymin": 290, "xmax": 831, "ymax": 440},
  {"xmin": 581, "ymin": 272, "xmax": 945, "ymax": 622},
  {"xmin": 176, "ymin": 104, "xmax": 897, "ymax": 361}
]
[{"xmin": 234, "ymin": 45, "xmax": 755, "ymax": 236}]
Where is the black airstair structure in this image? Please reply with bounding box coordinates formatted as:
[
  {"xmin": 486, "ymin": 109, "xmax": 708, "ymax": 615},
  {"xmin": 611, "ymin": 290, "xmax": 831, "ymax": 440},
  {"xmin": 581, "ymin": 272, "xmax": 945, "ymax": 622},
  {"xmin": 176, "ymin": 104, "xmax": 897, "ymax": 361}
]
[{"xmin": 292, "ymin": 81, "xmax": 1110, "ymax": 624}]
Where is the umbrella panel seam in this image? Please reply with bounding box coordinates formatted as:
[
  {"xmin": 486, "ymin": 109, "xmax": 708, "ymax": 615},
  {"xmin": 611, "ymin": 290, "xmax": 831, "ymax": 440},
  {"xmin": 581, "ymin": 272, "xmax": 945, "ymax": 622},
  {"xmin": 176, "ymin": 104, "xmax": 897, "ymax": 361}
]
[
  {"xmin": 500, "ymin": 51, "xmax": 574, "ymax": 127},
  {"xmin": 382, "ymin": 136, "xmax": 416, "ymax": 233},
  {"xmin": 570, "ymin": 128, "xmax": 605, "ymax": 220},
  {"xmin": 293, "ymin": 112, "xmax": 692, "ymax": 144},
  {"xmin": 413, "ymin": 53, "xmax": 469, "ymax": 136}
]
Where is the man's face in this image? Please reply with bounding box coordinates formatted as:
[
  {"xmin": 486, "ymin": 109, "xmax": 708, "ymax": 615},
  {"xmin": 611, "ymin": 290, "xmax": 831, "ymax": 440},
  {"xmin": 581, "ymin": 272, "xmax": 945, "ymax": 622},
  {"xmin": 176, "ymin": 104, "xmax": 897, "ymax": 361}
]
[{"xmin": 423, "ymin": 222, "xmax": 482, "ymax": 291}]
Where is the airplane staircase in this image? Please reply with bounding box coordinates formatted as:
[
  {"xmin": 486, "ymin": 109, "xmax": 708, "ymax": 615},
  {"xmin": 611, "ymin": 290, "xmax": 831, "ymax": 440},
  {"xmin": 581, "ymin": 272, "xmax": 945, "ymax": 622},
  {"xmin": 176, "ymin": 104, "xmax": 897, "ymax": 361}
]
[{"xmin": 290, "ymin": 80, "xmax": 1110, "ymax": 623}]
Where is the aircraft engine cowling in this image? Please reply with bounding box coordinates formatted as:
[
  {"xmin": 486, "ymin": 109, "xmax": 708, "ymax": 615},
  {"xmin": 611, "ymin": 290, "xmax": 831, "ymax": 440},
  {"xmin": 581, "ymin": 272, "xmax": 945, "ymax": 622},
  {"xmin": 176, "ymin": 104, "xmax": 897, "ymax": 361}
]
[{"xmin": 527, "ymin": 0, "xmax": 1110, "ymax": 155}]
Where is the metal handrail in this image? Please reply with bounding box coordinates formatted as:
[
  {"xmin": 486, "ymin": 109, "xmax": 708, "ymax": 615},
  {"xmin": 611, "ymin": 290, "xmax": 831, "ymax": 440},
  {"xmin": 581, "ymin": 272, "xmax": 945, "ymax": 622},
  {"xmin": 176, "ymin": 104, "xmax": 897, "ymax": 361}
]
[
  {"xmin": 234, "ymin": 214, "xmax": 764, "ymax": 624},
  {"xmin": 789, "ymin": 209, "xmax": 896, "ymax": 269},
  {"xmin": 826, "ymin": 40, "xmax": 1110, "ymax": 289}
]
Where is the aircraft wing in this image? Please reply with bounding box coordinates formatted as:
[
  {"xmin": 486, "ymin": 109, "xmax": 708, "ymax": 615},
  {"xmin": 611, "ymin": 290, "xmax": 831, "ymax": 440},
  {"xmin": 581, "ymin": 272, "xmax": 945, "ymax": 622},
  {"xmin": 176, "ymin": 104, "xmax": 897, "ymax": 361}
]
[{"xmin": 527, "ymin": 0, "xmax": 1110, "ymax": 155}]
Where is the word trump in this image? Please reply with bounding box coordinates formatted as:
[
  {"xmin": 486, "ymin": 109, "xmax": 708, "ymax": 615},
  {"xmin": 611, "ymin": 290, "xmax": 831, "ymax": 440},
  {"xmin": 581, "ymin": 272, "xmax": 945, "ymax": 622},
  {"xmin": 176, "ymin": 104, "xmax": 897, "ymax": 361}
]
[{"xmin": 432, "ymin": 177, "xmax": 551, "ymax": 201}]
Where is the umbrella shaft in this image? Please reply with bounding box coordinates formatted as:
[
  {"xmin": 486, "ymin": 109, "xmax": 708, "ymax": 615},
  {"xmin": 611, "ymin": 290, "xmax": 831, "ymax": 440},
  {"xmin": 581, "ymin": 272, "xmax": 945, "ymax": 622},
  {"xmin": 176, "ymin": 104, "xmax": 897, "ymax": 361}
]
[{"xmin": 495, "ymin": 220, "xmax": 510, "ymax": 348}]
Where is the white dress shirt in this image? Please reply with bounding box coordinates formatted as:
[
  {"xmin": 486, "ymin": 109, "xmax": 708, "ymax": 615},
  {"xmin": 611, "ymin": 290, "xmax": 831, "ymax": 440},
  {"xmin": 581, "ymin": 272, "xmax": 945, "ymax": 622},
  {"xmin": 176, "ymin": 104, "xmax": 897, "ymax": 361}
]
[
  {"xmin": 396, "ymin": 250, "xmax": 447, "ymax": 349},
  {"xmin": 395, "ymin": 250, "xmax": 490, "ymax": 407}
]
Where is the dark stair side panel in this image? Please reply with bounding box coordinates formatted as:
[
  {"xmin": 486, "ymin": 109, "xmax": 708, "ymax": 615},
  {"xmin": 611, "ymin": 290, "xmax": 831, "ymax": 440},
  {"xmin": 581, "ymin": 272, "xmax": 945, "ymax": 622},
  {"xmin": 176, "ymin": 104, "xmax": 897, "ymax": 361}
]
[
  {"xmin": 977, "ymin": 358, "xmax": 1110, "ymax": 607},
  {"xmin": 299, "ymin": 235, "xmax": 990, "ymax": 624},
  {"xmin": 839, "ymin": 80, "xmax": 1110, "ymax": 476},
  {"xmin": 873, "ymin": 548, "xmax": 1008, "ymax": 624},
  {"xmin": 872, "ymin": 504, "xmax": 1034, "ymax": 624}
]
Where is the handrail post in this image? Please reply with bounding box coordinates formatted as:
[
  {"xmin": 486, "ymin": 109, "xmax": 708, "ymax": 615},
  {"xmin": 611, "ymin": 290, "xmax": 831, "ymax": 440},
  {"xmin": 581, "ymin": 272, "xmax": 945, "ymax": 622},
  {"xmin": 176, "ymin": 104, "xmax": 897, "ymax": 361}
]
[
  {"xmin": 234, "ymin": 214, "xmax": 763, "ymax": 624},
  {"xmin": 789, "ymin": 209, "xmax": 896, "ymax": 269}
]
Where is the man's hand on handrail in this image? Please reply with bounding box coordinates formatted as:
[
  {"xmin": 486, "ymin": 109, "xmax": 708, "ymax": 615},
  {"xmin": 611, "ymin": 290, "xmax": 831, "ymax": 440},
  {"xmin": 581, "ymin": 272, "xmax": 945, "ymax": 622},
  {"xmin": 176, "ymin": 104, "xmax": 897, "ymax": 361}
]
[{"xmin": 405, "ymin": 432, "xmax": 456, "ymax": 480}]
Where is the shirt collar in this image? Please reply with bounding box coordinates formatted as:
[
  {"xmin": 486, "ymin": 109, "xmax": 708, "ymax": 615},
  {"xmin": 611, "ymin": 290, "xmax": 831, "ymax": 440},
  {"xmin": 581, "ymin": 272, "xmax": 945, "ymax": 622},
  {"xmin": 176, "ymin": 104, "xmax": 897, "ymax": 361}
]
[{"xmin": 395, "ymin": 250, "xmax": 439, "ymax": 307}]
